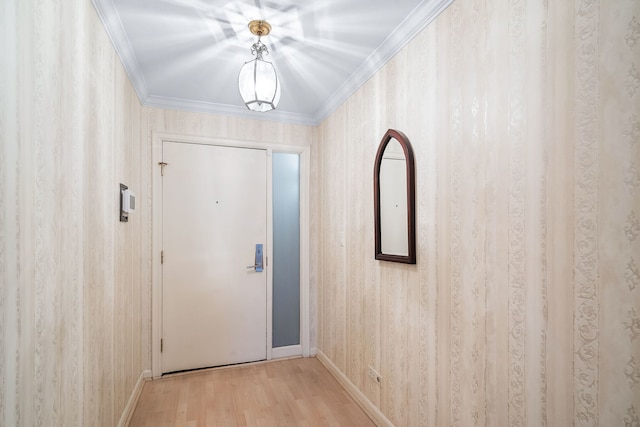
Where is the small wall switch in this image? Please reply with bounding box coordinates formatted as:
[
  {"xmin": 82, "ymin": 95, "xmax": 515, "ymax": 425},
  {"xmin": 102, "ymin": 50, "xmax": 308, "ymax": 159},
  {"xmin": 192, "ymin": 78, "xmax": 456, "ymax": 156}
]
[{"xmin": 123, "ymin": 189, "xmax": 136, "ymax": 213}]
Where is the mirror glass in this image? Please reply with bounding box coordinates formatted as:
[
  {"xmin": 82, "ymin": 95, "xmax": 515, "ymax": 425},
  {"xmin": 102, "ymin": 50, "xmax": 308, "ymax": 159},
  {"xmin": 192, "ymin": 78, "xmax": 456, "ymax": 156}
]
[
  {"xmin": 379, "ymin": 139, "xmax": 408, "ymax": 255},
  {"xmin": 374, "ymin": 129, "xmax": 416, "ymax": 264}
]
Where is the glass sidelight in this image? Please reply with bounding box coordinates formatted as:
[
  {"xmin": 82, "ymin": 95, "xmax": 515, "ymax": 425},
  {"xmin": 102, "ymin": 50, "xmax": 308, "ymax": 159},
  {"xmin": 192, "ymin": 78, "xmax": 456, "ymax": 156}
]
[{"xmin": 272, "ymin": 152, "xmax": 300, "ymax": 348}]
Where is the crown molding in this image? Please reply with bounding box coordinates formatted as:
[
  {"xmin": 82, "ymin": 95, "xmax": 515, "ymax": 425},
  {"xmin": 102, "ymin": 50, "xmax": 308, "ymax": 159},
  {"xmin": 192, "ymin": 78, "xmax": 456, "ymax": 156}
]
[
  {"xmin": 312, "ymin": 0, "xmax": 454, "ymax": 123},
  {"xmin": 92, "ymin": 0, "xmax": 453, "ymax": 127},
  {"xmin": 144, "ymin": 95, "xmax": 319, "ymax": 126},
  {"xmin": 91, "ymin": 0, "xmax": 150, "ymax": 102}
]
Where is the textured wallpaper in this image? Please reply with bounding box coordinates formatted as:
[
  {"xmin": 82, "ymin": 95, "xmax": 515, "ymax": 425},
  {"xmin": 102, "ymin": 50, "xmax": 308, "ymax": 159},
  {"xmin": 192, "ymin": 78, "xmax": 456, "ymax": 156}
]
[
  {"xmin": 1, "ymin": 0, "xmax": 151, "ymax": 425},
  {"xmin": 4, "ymin": 0, "xmax": 639, "ymax": 425},
  {"xmin": 142, "ymin": 108, "xmax": 314, "ymax": 147},
  {"xmin": 316, "ymin": 0, "xmax": 640, "ymax": 425}
]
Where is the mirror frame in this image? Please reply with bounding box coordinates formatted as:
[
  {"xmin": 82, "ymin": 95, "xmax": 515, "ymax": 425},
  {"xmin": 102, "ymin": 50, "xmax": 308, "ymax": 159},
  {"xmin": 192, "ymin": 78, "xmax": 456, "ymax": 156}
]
[{"xmin": 374, "ymin": 129, "xmax": 416, "ymax": 264}]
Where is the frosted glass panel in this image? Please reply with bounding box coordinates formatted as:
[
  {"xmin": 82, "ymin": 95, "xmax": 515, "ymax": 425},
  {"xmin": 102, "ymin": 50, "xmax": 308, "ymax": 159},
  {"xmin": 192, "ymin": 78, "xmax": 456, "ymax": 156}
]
[{"xmin": 272, "ymin": 153, "xmax": 300, "ymax": 348}]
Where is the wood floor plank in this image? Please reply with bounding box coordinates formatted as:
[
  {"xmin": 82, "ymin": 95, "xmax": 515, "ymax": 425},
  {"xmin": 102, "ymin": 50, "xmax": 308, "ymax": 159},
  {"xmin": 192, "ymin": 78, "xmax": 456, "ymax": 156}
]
[{"xmin": 128, "ymin": 357, "xmax": 375, "ymax": 427}]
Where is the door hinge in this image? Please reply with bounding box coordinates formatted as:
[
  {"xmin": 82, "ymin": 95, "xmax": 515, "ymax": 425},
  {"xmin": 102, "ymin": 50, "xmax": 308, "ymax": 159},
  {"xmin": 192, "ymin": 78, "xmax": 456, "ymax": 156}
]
[
  {"xmin": 159, "ymin": 161, "xmax": 168, "ymax": 176},
  {"xmin": 160, "ymin": 338, "xmax": 163, "ymax": 353},
  {"xmin": 161, "ymin": 250, "xmax": 164, "ymax": 264}
]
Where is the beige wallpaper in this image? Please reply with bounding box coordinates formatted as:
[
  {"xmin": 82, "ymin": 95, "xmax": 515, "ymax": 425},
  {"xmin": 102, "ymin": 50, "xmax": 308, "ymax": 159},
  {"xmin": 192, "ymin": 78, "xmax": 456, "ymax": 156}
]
[
  {"xmin": 1, "ymin": 0, "xmax": 151, "ymax": 425},
  {"xmin": 4, "ymin": 0, "xmax": 639, "ymax": 425},
  {"xmin": 316, "ymin": 0, "xmax": 640, "ymax": 425},
  {"xmin": 142, "ymin": 108, "xmax": 314, "ymax": 147}
]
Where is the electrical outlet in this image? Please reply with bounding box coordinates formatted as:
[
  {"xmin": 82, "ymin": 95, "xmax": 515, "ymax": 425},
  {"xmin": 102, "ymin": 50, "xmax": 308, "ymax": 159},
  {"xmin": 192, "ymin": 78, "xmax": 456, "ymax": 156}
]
[{"xmin": 368, "ymin": 366, "xmax": 382, "ymax": 385}]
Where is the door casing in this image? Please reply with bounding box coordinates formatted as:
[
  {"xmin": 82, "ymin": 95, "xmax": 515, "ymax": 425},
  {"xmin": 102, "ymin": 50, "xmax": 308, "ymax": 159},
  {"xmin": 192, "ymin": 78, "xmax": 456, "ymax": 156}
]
[{"xmin": 151, "ymin": 132, "xmax": 311, "ymax": 378}]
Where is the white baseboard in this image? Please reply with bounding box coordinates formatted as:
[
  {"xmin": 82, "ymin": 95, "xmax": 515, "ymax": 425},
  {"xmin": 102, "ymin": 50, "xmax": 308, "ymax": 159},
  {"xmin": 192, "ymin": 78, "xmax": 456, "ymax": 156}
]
[
  {"xmin": 271, "ymin": 344, "xmax": 302, "ymax": 359},
  {"xmin": 117, "ymin": 369, "xmax": 152, "ymax": 427},
  {"xmin": 316, "ymin": 350, "xmax": 394, "ymax": 427}
]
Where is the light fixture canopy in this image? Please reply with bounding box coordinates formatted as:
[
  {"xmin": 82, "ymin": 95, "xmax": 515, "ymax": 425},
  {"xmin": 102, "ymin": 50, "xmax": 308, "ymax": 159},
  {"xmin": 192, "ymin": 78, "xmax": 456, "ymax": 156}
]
[{"xmin": 238, "ymin": 20, "xmax": 281, "ymax": 112}]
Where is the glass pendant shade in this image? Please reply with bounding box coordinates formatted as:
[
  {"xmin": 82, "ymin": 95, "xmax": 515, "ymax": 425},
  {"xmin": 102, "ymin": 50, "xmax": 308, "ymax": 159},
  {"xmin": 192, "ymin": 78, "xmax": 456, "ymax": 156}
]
[{"xmin": 238, "ymin": 57, "xmax": 281, "ymax": 112}]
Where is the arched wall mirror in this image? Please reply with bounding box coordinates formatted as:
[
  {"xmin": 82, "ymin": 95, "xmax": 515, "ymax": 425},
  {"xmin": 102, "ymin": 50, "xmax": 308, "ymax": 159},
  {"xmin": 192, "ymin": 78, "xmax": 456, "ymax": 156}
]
[{"xmin": 374, "ymin": 129, "xmax": 416, "ymax": 264}]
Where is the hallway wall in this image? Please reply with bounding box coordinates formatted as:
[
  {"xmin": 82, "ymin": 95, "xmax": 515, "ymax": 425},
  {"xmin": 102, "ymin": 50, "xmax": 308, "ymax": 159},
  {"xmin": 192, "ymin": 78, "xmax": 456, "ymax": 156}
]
[
  {"xmin": 1, "ymin": 0, "xmax": 150, "ymax": 425},
  {"xmin": 316, "ymin": 0, "xmax": 640, "ymax": 425},
  {"xmin": 4, "ymin": 0, "xmax": 639, "ymax": 425}
]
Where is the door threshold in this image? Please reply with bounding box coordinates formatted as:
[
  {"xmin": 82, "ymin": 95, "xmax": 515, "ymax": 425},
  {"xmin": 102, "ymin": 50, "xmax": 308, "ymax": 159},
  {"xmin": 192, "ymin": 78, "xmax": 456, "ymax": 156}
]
[{"xmin": 161, "ymin": 356, "xmax": 303, "ymax": 379}]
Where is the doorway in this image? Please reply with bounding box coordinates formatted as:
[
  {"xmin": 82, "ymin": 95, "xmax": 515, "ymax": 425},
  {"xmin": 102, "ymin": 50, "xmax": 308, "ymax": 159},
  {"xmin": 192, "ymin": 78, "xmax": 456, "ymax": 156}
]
[
  {"xmin": 151, "ymin": 134, "xmax": 311, "ymax": 378},
  {"xmin": 161, "ymin": 142, "xmax": 267, "ymax": 374}
]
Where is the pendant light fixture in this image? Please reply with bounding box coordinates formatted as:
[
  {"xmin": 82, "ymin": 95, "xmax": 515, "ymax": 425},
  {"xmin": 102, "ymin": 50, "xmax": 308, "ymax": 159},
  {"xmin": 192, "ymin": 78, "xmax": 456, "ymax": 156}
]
[{"xmin": 238, "ymin": 20, "xmax": 281, "ymax": 112}]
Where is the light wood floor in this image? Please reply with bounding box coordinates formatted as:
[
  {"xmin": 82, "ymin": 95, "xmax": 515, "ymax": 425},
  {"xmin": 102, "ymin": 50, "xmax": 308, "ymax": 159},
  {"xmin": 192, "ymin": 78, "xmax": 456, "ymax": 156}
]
[{"xmin": 128, "ymin": 357, "xmax": 376, "ymax": 427}]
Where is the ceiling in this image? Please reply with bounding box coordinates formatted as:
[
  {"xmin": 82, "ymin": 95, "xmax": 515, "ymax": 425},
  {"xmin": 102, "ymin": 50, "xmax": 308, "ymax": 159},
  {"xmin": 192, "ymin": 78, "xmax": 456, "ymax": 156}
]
[{"xmin": 92, "ymin": 0, "xmax": 452, "ymax": 126}]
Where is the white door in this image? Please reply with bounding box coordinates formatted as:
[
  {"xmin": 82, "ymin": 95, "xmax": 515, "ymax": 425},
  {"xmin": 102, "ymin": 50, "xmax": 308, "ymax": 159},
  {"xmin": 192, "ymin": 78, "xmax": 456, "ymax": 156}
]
[{"xmin": 161, "ymin": 141, "xmax": 267, "ymax": 374}]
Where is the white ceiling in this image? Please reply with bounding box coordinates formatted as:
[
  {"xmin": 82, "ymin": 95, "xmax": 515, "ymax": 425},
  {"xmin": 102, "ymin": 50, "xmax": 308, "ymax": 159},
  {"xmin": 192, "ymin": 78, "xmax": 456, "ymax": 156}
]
[{"xmin": 92, "ymin": 0, "xmax": 452, "ymax": 126}]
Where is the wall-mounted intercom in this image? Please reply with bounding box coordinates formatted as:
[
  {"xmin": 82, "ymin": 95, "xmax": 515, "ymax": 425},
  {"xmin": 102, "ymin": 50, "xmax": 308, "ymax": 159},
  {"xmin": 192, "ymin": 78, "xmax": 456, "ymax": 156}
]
[{"xmin": 120, "ymin": 183, "xmax": 136, "ymax": 222}]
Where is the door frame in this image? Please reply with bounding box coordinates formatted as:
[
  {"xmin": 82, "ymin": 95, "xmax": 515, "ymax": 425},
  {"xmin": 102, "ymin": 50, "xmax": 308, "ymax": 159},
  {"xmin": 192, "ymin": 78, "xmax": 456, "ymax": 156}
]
[{"xmin": 151, "ymin": 132, "xmax": 311, "ymax": 378}]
